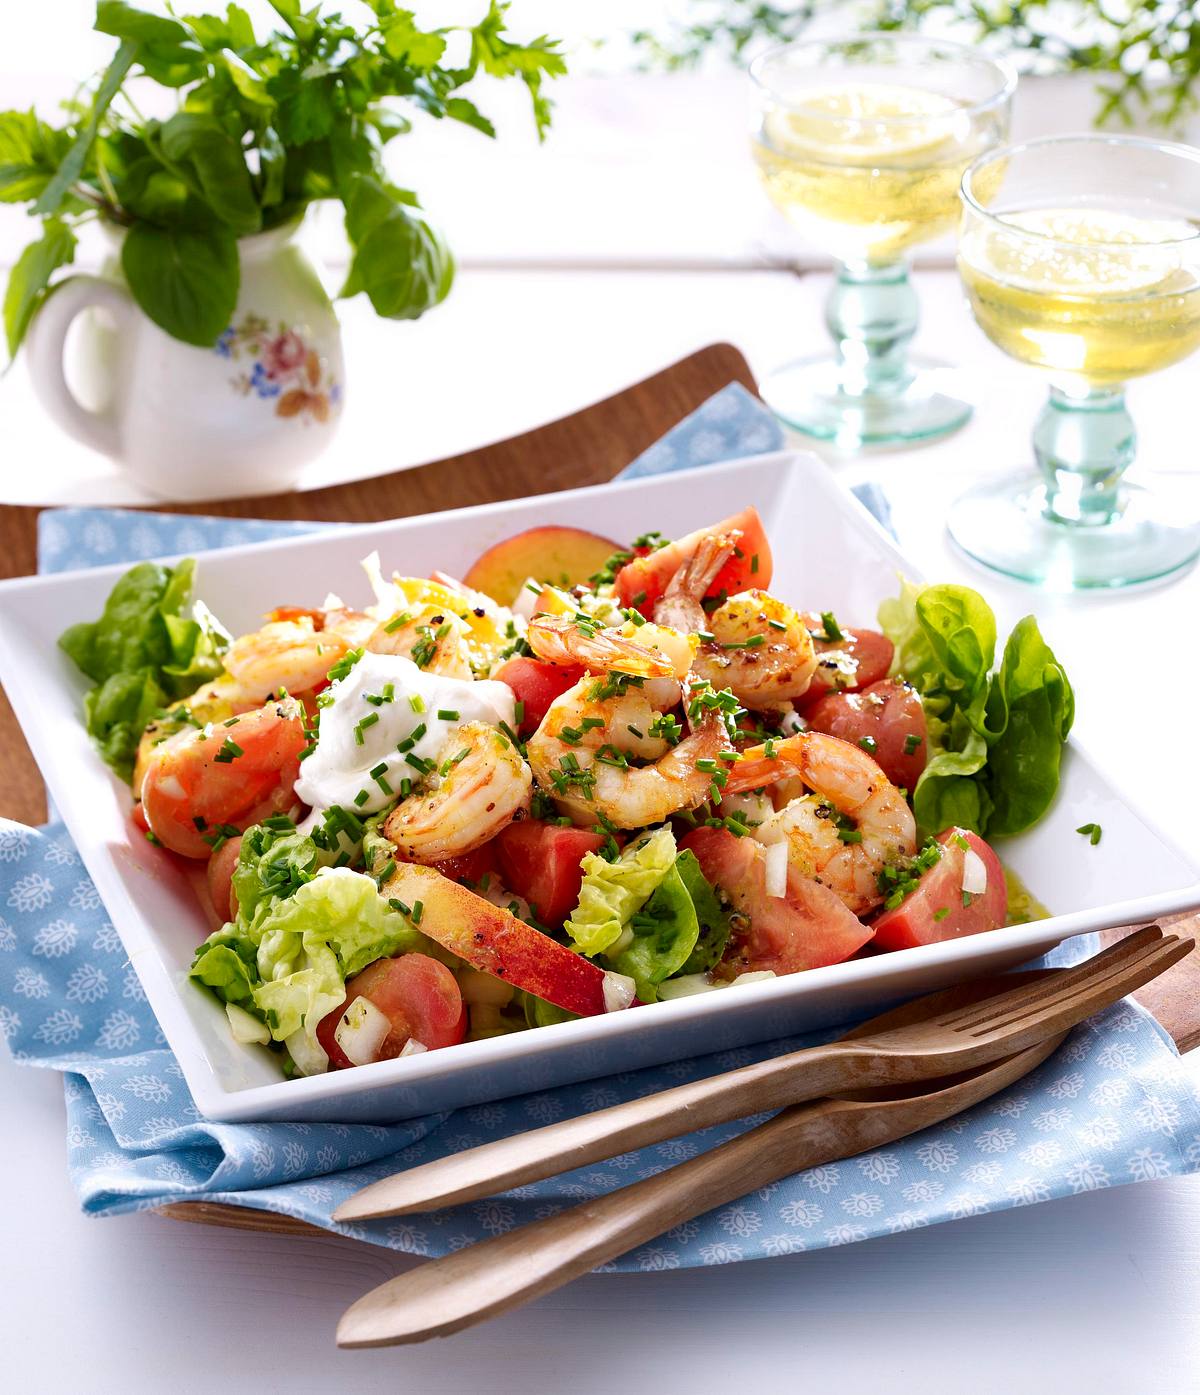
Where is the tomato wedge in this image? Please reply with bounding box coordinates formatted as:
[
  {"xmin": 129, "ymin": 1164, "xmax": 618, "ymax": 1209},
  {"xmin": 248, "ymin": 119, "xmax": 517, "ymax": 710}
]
[
  {"xmin": 316, "ymin": 953, "xmax": 467, "ymax": 1070},
  {"xmin": 680, "ymin": 827, "xmax": 873, "ymax": 975},
  {"xmin": 496, "ymin": 820, "xmax": 607, "ymax": 926},
  {"xmin": 798, "ymin": 618, "xmax": 894, "ymax": 711},
  {"xmin": 613, "ymin": 507, "xmax": 772, "ymax": 617},
  {"xmin": 494, "ymin": 656, "xmax": 584, "ymax": 736},
  {"xmin": 805, "ymin": 679, "xmax": 927, "ymax": 791},
  {"xmin": 872, "ymin": 828, "xmax": 1007, "ymax": 951}
]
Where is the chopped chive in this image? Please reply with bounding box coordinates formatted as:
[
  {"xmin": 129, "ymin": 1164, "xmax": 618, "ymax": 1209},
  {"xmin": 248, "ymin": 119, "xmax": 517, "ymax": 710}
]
[
  {"xmin": 962, "ymin": 890, "xmax": 973, "ymax": 907},
  {"xmin": 1076, "ymin": 822, "xmax": 1102, "ymax": 846},
  {"xmin": 750, "ymin": 553, "xmax": 760, "ymax": 574},
  {"xmin": 213, "ymin": 738, "xmax": 244, "ymax": 764},
  {"xmin": 721, "ymin": 635, "xmax": 765, "ymax": 650},
  {"xmin": 903, "ymin": 733, "xmax": 923, "ymax": 755},
  {"xmin": 353, "ymin": 789, "xmax": 370, "ymax": 807},
  {"xmin": 411, "ymin": 899, "xmax": 424, "ymax": 924},
  {"xmin": 626, "ymin": 724, "xmax": 644, "ymax": 738},
  {"xmin": 353, "ymin": 712, "xmax": 380, "ymax": 745},
  {"xmin": 222, "ymin": 716, "xmax": 240, "ymax": 727},
  {"xmin": 858, "ymin": 736, "xmax": 878, "ymax": 754},
  {"xmin": 409, "ymin": 694, "xmax": 426, "ymax": 713},
  {"xmin": 384, "ymin": 611, "xmax": 412, "ymax": 634},
  {"xmin": 513, "ymin": 701, "xmax": 525, "ymax": 727},
  {"xmin": 818, "ymin": 611, "xmax": 845, "ymax": 642},
  {"xmin": 767, "ymin": 618, "xmax": 787, "ymax": 632},
  {"xmin": 933, "ymin": 907, "xmax": 950, "ymax": 922},
  {"xmin": 389, "ymin": 898, "xmax": 411, "ymax": 916}
]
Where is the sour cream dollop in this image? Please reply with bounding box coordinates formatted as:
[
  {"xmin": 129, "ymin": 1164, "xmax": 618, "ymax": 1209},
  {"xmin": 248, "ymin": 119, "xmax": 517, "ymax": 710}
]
[{"xmin": 295, "ymin": 652, "xmax": 515, "ymax": 820}]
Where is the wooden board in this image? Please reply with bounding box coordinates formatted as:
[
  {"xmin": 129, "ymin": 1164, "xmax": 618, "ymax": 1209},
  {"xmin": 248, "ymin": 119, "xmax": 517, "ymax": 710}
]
[{"xmin": 0, "ymin": 341, "xmax": 1195, "ymax": 1241}]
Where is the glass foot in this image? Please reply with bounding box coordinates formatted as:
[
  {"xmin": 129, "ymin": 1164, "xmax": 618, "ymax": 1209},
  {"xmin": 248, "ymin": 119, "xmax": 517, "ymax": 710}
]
[
  {"xmin": 761, "ymin": 355, "xmax": 972, "ymax": 448},
  {"xmin": 948, "ymin": 472, "xmax": 1200, "ymax": 590}
]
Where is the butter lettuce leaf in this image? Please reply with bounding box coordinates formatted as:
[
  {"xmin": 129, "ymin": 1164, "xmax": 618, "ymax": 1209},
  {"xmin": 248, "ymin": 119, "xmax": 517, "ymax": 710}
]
[
  {"xmin": 58, "ymin": 557, "xmax": 228, "ymax": 780},
  {"xmin": 879, "ymin": 581, "xmax": 1073, "ymax": 838},
  {"xmin": 190, "ymin": 823, "xmax": 425, "ymax": 1072},
  {"xmin": 564, "ymin": 825, "xmax": 676, "ymax": 957},
  {"xmin": 603, "ymin": 850, "xmax": 732, "ymax": 1000}
]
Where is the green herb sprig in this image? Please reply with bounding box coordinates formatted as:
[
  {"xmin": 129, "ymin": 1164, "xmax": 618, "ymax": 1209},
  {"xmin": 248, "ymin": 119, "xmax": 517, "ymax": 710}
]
[
  {"xmin": 630, "ymin": 0, "xmax": 1200, "ymax": 132},
  {"xmin": 2, "ymin": 0, "xmax": 565, "ymax": 357}
]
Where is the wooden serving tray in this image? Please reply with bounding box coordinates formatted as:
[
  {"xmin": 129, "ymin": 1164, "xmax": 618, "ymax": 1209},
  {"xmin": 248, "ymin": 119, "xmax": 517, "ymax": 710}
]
[{"xmin": 0, "ymin": 342, "xmax": 1195, "ymax": 1240}]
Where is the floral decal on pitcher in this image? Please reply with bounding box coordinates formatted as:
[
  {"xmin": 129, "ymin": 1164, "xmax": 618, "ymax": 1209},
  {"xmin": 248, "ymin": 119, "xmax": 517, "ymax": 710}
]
[{"xmin": 216, "ymin": 314, "xmax": 342, "ymax": 424}]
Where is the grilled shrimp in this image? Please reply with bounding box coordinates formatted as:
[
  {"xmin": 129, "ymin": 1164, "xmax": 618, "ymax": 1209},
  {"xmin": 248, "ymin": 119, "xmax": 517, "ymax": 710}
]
[
  {"xmin": 382, "ymin": 722, "xmax": 532, "ymax": 861},
  {"xmin": 366, "ymin": 605, "xmax": 474, "ymax": 680},
  {"xmin": 724, "ymin": 730, "xmax": 916, "ymax": 915},
  {"xmin": 526, "ymin": 612, "xmax": 694, "ymax": 679},
  {"xmin": 654, "ymin": 535, "xmax": 816, "ymax": 710},
  {"xmin": 527, "ymin": 674, "xmax": 732, "ymax": 828},
  {"xmin": 140, "ymin": 697, "xmax": 308, "ymax": 859},
  {"xmin": 223, "ymin": 607, "xmax": 375, "ymax": 703}
]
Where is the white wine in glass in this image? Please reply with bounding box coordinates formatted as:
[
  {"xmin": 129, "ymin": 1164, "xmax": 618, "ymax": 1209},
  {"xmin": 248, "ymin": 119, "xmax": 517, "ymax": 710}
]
[
  {"xmin": 751, "ymin": 35, "xmax": 1015, "ymax": 447},
  {"xmin": 951, "ymin": 135, "xmax": 1200, "ymax": 589}
]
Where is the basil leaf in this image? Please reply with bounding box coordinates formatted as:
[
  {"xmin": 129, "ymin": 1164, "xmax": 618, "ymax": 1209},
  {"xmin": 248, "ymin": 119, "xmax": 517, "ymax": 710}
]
[
  {"xmin": 0, "ymin": 111, "xmax": 71, "ymax": 204},
  {"xmin": 96, "ymin": 1, "xmax": 190, "ymax": 45},
  {"xmin": 121, "ymin": 221, "xmax": 238, "ymax": 346},
  {"xmin": 34, "ymin": 39, "xmax": 138, "ymax": 216},
  {"xmin": 3, "ymin": 217, "xmax": 76, "ymax": 357},
  {"xmin": 340, "ymin": 174, "xmax": 453, "ymax": 320},
  {"xmin": 158, "ymin": 113, "xmax": 261, "ymax": 235}
]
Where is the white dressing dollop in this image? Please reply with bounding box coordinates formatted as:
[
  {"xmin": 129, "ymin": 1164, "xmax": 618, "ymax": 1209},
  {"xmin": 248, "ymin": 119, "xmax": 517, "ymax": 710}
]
[{"xmin": 295, "ymin": 652, "xmax": 515, "ymax": 820}]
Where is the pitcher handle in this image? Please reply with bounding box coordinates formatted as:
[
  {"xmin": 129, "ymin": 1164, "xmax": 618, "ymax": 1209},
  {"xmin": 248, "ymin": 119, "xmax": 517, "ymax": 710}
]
[{"xmin": 24, "ymin": 276, "xmax": 136, "ymax": 459}]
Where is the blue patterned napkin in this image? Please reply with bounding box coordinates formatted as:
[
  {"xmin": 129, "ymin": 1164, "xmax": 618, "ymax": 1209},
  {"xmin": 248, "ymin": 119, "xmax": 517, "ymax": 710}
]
[{"xmin": 4, "ymin": 384, "xmax": 1199, "ymax": 1269}]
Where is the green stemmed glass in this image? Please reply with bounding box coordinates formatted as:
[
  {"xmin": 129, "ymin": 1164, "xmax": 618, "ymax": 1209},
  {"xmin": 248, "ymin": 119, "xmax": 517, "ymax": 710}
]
[
  {"xmin": 750, "ymin": 34, "xmax": 1015, "ymax": 448},
  {"xmin": 950, "ymin": 135, "xmax": 1200, "ymax": 589}
]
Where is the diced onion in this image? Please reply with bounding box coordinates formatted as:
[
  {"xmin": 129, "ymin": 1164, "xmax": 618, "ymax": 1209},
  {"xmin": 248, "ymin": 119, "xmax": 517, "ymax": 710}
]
[
  {"xmin": 602, "ymin": 970, "xmax": 638, "ymax": 1012},
  {"xmin": 657, "ymin": 973, "xmax": 719, "ymax": 999},
  {"xmin": 225, "ymin": 1002, "xmax": 270, "ymax": 1045},
  {"xmin": 763, "ymin": 839, "xmax": 789, "ymax": 899},
  {"xmin": 658, "ymin": 969, "xmax": 778, "ymax": 1000},
  {"xmin": 399, "ymin": 1038, "xmax": 428, "ymax": 1058},
  {"xmin": 962, "ymin": 847, "xmax": 988, "ymax": 895},
  {"xmin": 284, "ymin": 1026, "xmax": 329, "ymax": 1076},
  {"xmin": 509, "ymin": 579, "xmax": 544, "ymax": 621},
  {"xmin": 334, "ymin": 996, "xmax": 391, "ymax": 1067}
]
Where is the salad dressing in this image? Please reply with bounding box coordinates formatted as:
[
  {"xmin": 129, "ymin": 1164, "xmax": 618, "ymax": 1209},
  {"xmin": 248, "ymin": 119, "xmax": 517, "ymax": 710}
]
[{"xmin": 294, "ymin": 651, "xmax": 515, "ymax": 822}]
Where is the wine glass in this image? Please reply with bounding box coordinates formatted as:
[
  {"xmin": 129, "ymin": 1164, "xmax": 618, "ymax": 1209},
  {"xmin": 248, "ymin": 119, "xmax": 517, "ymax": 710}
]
[
  {"xmin": 750, "ymin": 34, "xmax": 1016, "ymax": 448},
  {"xmin": 951, "ymin": 135, "xmax": 1200, "ymax": 589}
]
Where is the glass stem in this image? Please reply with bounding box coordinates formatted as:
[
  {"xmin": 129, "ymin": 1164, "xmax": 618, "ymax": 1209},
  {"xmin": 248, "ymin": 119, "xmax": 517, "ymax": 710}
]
[
  {"xmin": 1033, "ymin": 384, "xmax": 1136, "ymax": 527},
  {"xmin": 825, "ymin": 260, "xmax": 918, "ymax": 399}
]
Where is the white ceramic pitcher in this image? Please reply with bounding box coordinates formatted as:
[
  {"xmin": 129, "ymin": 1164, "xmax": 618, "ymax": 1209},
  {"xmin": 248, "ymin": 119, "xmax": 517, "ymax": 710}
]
[{"xmin": 25, "ymin": 220, "xmax": 344, "ymax": 501}]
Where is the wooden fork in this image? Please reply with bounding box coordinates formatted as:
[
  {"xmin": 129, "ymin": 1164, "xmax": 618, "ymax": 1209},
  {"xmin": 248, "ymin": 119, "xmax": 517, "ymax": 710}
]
[
  {"xmin": 335, "ymin": 925, "xmax": 1190, "ymax": 1222},
  {"xmin": 336, "ymin": 1030, "xmax": 1065, "ymax": 1347}
]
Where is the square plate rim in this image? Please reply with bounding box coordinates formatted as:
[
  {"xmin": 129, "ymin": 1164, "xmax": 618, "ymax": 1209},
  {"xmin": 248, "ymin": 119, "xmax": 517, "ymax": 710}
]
[{"xmin": 2, "ymin": 449, "xmax": 1198, "ymax": 1120}]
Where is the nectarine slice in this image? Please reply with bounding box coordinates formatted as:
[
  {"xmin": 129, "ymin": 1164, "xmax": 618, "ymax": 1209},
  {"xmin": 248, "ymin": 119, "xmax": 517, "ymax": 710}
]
[{"xmin": 463, "ymin": 525, "xmax": 622, "ymax": 606}]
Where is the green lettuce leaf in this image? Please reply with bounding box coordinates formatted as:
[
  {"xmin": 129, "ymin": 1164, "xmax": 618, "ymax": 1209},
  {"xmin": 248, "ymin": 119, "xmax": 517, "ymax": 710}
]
[
  {"xmin": 983, "ymin": 616, "xmax": 1075, "ymax": 835},
  {"xmin": 675, "ymin": 851, "xmax": 733, "ymax": 974},
  {"xmin": 879, "ymin": 581, "xmax": 1073, "ymax": 839},
  {"xmin": 604, "ymin": 859, "xmax": 698, "ymax": 1002},
  {"xmin": 563, "ymin": 825, "xmax": 677, "ymax": 956},
  {"xmin": 58, "ymin": 557, "xmax": 228, "ymax": 779},
  {"xmin": 191, "ymin": 822, "xmax": 426, "ymax": 1070}
]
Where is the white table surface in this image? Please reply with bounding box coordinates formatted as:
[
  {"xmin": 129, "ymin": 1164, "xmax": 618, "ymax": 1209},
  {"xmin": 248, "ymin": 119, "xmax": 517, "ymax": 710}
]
[{"xmin": 5, "ymin": 17, "xmax": 1200, "ymax": 1391}]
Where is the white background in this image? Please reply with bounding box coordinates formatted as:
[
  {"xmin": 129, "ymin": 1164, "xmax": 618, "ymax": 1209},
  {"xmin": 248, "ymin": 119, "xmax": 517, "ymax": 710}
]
[{"xmin": 3, "ymin": 4, "xmax": 1200, "ymax": 1392}]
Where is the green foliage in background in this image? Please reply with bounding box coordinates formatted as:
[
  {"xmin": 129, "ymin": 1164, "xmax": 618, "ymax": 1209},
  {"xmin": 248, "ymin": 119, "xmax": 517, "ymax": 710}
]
[
  {"xmin": 0, "ymin": 1, "xmax": 564, "ymax": 355},
  {"xmin": 632, "ymin": 0, "xmax": 1200, "ymax": 131}
]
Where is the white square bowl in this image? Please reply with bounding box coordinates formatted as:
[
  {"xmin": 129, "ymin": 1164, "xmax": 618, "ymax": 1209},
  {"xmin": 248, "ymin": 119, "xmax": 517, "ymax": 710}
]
[{"xmin": 1, "ymin": 452, "xmax": 1197, "ymax": 1123}]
